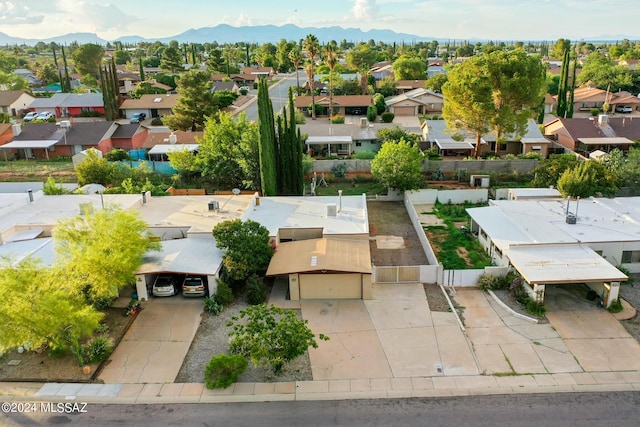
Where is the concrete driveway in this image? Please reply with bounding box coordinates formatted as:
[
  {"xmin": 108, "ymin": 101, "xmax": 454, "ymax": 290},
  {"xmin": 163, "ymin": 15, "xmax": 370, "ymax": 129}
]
[
  {"xmin": 301, "ymin": 284, "xmax": 478, "ymax": 380},
  {"xmin": 98, "ymin": 297, "xmax": 203, "ymax": 384}
]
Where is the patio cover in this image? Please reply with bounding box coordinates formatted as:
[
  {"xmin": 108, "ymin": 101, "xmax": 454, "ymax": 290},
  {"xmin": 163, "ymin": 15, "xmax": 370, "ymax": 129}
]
[
  {"xmin": 305, "ymin": 136, "xmax": 353, "ymax": 145},
  {"xmin": 435, "ymin": 138, "xmax": 474, "ymax": 150},
  {"xmin": 147, "ymin": 144, "xmax": 199, "ymax": 155},
  {"xmin": 267, "ymin": 237, "xmax": 371, "ymax": 276},
  {"xmin": 0, "ymin": 140, "xmax": 58, "ymax": 149},
  {"xmin": 504, "ymin": 244, "xmax": 628, "ymax": 285},
  {"xmin": 137, "ymin": 238, "xmax": 222, "ymax": 276},
  {"xmin": 578, "ymin": 137, "xmax": 634, "ymax": 146}
]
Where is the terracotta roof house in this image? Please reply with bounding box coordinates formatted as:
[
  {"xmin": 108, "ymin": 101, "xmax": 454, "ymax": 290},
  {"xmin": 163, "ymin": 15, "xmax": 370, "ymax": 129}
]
[
  {"xmin": 370, "ymin": 62, "xmax": 394, "ymax": 80},
  {"xmin": 240, "ymin": 67, "xmax": 275, "ymax": 78},
  {"xmin": 211, "ymin": 81, "xmax": 239, "ymax": 93},
  {"xmin": 0, "ymin": 90, "xmax": 35, "ymax": 117},
  {"xmin": 544, "ymin": 116, "xmax": 639, "ymax": 154},
  {"xmin": 211, "ymin": 74, "xmax": 258, "ymax": 85},
  {"xmin": 141, "ymin": 130, "xmax": 203, "ymax": 150},
  {"xmin": 294, "ymin": 95, "xmax": 373, "ymax": 117},
  {"xmin": 27, "ymin": 93, "xmax": 105, "ymax": 118},
  {"xmin": 395, "ymin": 80, "xmax": 427, "ymax": 93},
  {"xmin": 120, "ymin": 94, "xmax": 179, "ymax": 120},
  {"xmin": 0, "ymin": 121, "xmax": 119, "ymax": 159},
  {"xmin": 110, "ymin": 123, "xmax": 148, "ymax": 151},
  {"xmin": 117, "ymin": 72, "xmax": 142, "ymax": 95},
  {"xmin": 385, "ymin": 88, "xmax": 444, "ymax": 116}
]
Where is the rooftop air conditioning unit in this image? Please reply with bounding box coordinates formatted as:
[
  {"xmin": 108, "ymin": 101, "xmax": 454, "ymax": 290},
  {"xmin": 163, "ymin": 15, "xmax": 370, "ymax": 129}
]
[
  {"xmin": 326, "ymin": 203, "xmax": 337, "ymax": 217},
  {"xmin": 360, "ymin": 117, "xmax": 367, "ymax": 128},
  {"xmin": 598, "ymin": 114, "xmax": 609, "ymax": 126}
]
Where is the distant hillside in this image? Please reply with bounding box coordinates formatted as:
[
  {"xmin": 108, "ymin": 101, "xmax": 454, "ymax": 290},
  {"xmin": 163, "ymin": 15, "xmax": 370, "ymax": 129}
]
[{"xmin": 0, "ymin": 24, "xmax": 433, "ymax": 46}]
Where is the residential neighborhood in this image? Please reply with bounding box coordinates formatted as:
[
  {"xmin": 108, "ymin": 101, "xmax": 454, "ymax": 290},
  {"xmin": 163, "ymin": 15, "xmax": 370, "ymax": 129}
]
[{"xmin": 2, "ymin": 21, "xmax": 640, "ymax": 425}]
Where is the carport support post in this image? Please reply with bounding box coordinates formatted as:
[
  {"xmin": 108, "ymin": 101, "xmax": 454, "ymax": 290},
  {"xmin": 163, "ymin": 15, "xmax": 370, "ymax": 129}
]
[
  {"xmin": 135, "ymin": 274, "xmax": 149, "ymax": 301},
  {"xmin": 532, "ymin": 284, "xmax": 545, "ymax": 303},
  {"xmin": 605, "ymin": 282, "xmax": 620, "ymax": 308}
]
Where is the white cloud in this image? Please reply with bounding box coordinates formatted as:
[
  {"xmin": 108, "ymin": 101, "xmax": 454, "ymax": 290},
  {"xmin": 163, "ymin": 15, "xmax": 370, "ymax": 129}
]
[
  {"xmin": 352, "ymin": 0, "xmax": 379, "ymax": 21},
  {"xmin": 75, "ymin": 2, "xmax": 137, "ymax": 32},
  {"xmin": 235, "ymin": 13, "xmax": 252, "ymax": 27},
  {"xmin": 0, "ymin": 2, "xmax": 44, "ymax": 25}
]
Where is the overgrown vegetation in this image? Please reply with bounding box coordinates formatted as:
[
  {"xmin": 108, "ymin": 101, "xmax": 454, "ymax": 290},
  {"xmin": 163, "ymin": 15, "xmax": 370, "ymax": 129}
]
[{"xmin": 204, "ymin": 354, "xmax": 248, "ymax": 389}]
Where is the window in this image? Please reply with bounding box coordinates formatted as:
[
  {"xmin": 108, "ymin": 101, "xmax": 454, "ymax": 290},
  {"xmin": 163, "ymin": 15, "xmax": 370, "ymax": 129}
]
[
  {"xmin": 498, "ymin": 143, "xmax": 507, "ymax": 151},
  {"xmin": 622, "ymin": 250, "xmax": 640, "ymax": 263},
  {"xmin": 355, "ymin": 142, "xmax": 362, "ymax": 147},
  {"xmin": 480, "ymin": 229, "xmax": 487, "ymax": 239}
]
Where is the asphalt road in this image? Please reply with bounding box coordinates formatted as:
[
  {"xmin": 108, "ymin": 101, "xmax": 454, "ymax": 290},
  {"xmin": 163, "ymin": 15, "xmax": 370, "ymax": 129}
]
[
  {"xmin": 242, "ymin": 70, "xmax": 304, "ymax": 121},
  {"xmin": 3, "ymin": 392, "xmax": 639, "ymax": 426}
]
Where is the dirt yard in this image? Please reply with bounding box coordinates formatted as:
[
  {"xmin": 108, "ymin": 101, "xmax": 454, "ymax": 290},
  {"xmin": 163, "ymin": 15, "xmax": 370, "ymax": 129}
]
[
  {"xmin": 367, "ymin": 201, "xmax": 428, "ymax": 266},
  {"xmin": 0, "ymin": 307, "xmax": 133, "ymax": 382}
]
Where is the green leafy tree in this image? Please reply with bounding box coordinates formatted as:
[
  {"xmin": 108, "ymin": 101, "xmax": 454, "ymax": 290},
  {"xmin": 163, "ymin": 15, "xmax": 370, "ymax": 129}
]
[
  {"xmin": 0, "ymin": 51, "xmax": 17, "ymax": 73},
  {"xmin": 75, "ymin": 149, "xmax": 117, "ymax": 186},
  {"xmin": 345, "ymin": 43, "xmax": 378, "ymax": 72},
  {"xmin": 372, "ymin": 93, "xmax": 387, "ymax": 114},
  {"xmin": 392, "ymin": 55, "xmax": 427, "ymax": 80},
  {"xmin": 163, "ymin": 70, "xmax": 217, "ymax": 131},
  {"xmin": 54, "ymin": 208, "xmax": 160, "ymax": 303},
  {"xmin": 603, "ymin": 147, "xmax": 640, "ymax": 188},
  {"xmin": 367, "ymin": 105, "xmax": 377, "ymax": 122},
  {"xmin": 577, "ymin": 52, "xmax": 633, "ymax": 91},
  {"xmin": 114, "ymin": 50, "xmax": 131, "ymax": 65},
  {"xmin": 36, "ymin": 64, "xmax": 59, "ymax": 85},
  {"xmin": 211, "ymin": 219, "xmax": 274, "ymax": 282},
  {"xmin": 43, "ymin": 176, "xmax": 68, "ymax": 195},
  {"xmin": 228, "ymin": 304, "xmax": 328, "ymax": 373},
  {"xmin": 376, "ymin": 77, "xmax": 397, "ymax": 97},
  {"xmin": 160, "ymin": 47, "xmax": 184, "ymax": 73},
  {"xmin": 71, "ymin": 43, "xmax": 105, "ymax": 78},
  {"xmin": 531, "ymin": 154, "xmax": 578, "ymax": 188},
  {"xmin": 167, "ymin": 146, "xmax": 200, "ymax": 183},
  {"xmin": 0, "ymin": 258, "xmax": 103, "ymax": 359},
  {"xmin": 371, "ymin": 139, "xmax": 423, "ymax": 192},
  {"xmin": 196, "ymin": 112, "xmax": 260, "ymax": 189},
  {"xmin": 0, "ymin": 71, "xmax": 29, "ymax": 90},
  {"xmin": 130, "ymin": 81, "xmax": 167, "ymax": 99},
  {"xmin": 557, "ymin": 161, "xmax": 618, "ymax": 198},
  {"xmin": 213, "ymin": 90, "xmax": 238, "ymax": 109},
  {"xmin": 275, "ymin": 88, "xmax": 304, "ymax": 195},
  {"xmin": 257, "ymin": 77, "xmax": 277, "ymax": 196},
  {"xmin": 550, "ymin": 38, "xmax": 571, "ymax": 59},
  {"xmin": 424, "ymin": 73, "xmax": 448, "ymax": 93},
  {"xmin": 303, "ymin": 34, "xmax": 320, "ymax": 119},
  {"xmin": 376, "ymin": 126, "xmax": 418, "ymax": 144}
]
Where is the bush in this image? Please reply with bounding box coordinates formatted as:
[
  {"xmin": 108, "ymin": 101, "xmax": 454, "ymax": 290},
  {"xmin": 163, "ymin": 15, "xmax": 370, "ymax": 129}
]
[
  {"xmin": 105, "ymin": 148, "xmax": 131, "ymax": 161},
  {"xmin": 381, "ymin": 112, "xmax": 394, "ymax": 123},
  {"xmin": 204, "ymin": 354, "xmax": 248, "ymax": 389},
  {"xmin": 214, "ymin": 279, "xmax": 234, "ymax": 306},
  {"xmin": 608, "ymin": 298, "xmax": 623, "ymax": 313},
  {"xmin": 307, "ymin": 103, "xmax": 323, "ymax": 117},
  {"xmin": 590, "ymin": 108, "xmax": 600, "ymax": 116},
  {"xmin": 239, "ymin": 88, "xmax": 248, "ymax": 96},
  {"xmin": 204, "ymin": 297, "xmax": 223, "ymax": 315},
  {"xmin": 353, "ymin": 150, "xmax": 376, "ymax": 160},
  {"xmin": 82, "ymin": 337, "xmax": 113, "ymax": 363},
  {"xmin": 477, "ymin": 274, "xmax": 507, "ymax": 291},
  {"xmin": 366, "ymin": 105, "xmax": 377, "ymax": 122},
  {"xmin": 246, "ymin": 275, "xmax": 267, "ymax": 305},
  {"xmin": 151, "ymin": 117, "xmax": 163, "ymax": 126},
  {"xmin": 295, "ymin": 110, "xmax": 306, "ymax": 124},
  {"xmin": 331, "ymin": 114, "xmax": 345, "ymax": 124},
  {"xmin": 526, "ymin": 299, "xmax": 547, "ymax": 317},
  {"xmin": 331, "ymin": 162, "xmax": 348, "ymax": 179}
]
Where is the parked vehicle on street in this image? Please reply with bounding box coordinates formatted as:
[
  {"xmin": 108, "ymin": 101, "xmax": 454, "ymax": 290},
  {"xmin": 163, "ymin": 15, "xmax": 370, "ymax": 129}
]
[
  {"xmin": 182, "ymin": 277, "xmax": 207, "ymax": 297},
  {"xmin": 615, "ymin": 105, "xmax": 633, "ymax": 113},
  {"xmin": 23, "ymin": 112, "xmax": 38, "ymax": 122},
  {"xmin": 130, "ymin": 112, "xmax": 147, "ymax": 123},
  {"xmin": 152, "ymin": 275, "xmax": 179, "ymax": 297},
  {"xmin": 36, "ymin": 111, "xmax": 54, "ymax": 121}
]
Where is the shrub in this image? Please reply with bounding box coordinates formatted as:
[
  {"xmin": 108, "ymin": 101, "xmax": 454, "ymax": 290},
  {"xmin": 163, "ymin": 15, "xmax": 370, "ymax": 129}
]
[
  {"xmin": 608, "ymin": 298, "xmax": 623, "ymax": 313},
  {"xmin": 366, "ymin": 105, "xmax": 377, "ymax": 122},
  {"xmin": 331, "ymin": 114, "xmax": 345, "ymax": 124},
  {"xmin": 307, "ymin": 103, "xmax": 323, "ymax": 117},
  {"xmin": 246, "ymin": 275, "xmax": 267, "ymax": 305},
  {"xmin": 204, "ymin": 297, "xmax": 223, "ymax": 315},
  {"xmin": 151, "ymin": 117, "xmax": 163, "ymax": 126},
  {"xmin": 477, "ymin": 274, "xmax": 507, "ymax": 291},
  {"xmin": 526, "ymin": 299, "xmax": 547, "ymax": 317},
  {"xmin": 331, "ymin": 162, "xmax": 348, "ymax": 179},
  {"xmin": 239, "ymin": 88, "xmax": 248, "ymax": 96},
  {"xmin": 617, "ymin": 265, "xmax": 633, "ymax": 284},
  {"xmin": 204, "ymin": 354, "xmax": 248, "ymax": 389},
  {"xmin": 294, "ymin": 110, "xmax": 306, "ymax": 124},
  {"xmin": 590, "ymin": 108, "xmax": 600, "ymax": 116},
  {"xmin": 82, "ymin": 337, "xmax": 113, "ymax": 363},
  {"xmin": 353, "ymin": 150, "xmax": 376, "ymax": 160},
  {"xmin": 381, "ymin": 112, "xmax": 394, "ymax": 123},
  {"xmin": 213, "ymin": 279, "xmax": 234, "ymax": 306},
  {"xmin": 105, "ymin": 149, "xmax": 131, "ymax": 161}
]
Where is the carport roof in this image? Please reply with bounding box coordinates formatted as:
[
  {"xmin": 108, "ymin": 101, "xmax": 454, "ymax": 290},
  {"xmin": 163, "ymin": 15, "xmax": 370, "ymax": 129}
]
[
  {"xmin": 266, "ymin": 237, "xmax": 371, "ymax": 276},
  {"xmin": 137, "ymin": 237, "xmax": 223, "ymax": 276},
  {"xmin": 504, "ymin": 244, "xmax": 628, "ymax": 284}
]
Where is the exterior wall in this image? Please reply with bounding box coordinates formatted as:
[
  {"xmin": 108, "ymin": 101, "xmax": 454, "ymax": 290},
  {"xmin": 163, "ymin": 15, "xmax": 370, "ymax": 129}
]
[
  {"xmin": 522, "ymin": 143, "xmax": 549, "ymax": 158},
  {"xmin": 312, "ymin": 159, "xmax": 539, "ymax": 175},
  {"xmin": 353, "ymin": 139, "xmax": 380, "ymax": 153},
  {"xmin": 277, "ymin": 227, "xmax": 323, "ymax": 244},
  {"xmin": 362, "ymin": 274, "xmax": 372, "ymax": 299},
  {"xmin": 436, "ymin": 189, "xmax": 488, "ymax": 204},
  {"xmin": 299, "ymin": 273, "xmax": 362, "ymax": 299},
  {"xmin": 8, "ymin": 93, "xmax": 35, "ymax": 116},
  {"xmin": 289, "ymin": 273, "xmax": 300, "ymax": 300}
]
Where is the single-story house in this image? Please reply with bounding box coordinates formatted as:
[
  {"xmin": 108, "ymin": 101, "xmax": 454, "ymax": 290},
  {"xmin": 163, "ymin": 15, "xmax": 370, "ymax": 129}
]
[
  {"xmin": 110, "ymin": 123, "xmax": 149, "ymax": 151},
  {"xmin": 294, "ymin": 95, "xmax": 373, "ymax": 117},
  {"xmin": 120, "ymin": 94, "xmax": 179, "ymax": 120},
  {"xmin": 14, "ymin": 69, "xmax": 41, "ymax": 86},
  {"xmin": 0, "ymin": 90, "xmax": 35, "ymax": 117},
  {"xmin": 385, "ymin": 88, "xmax": 444, "ymax": 116},
  {"xmin": 370, "ymin": 62, "xmax": 394, "ymax": 80},
  {"xmin": 467, "ymin": 197, "xmax": 638, "ymax": 307},
  {"xmin": 395, "ymin": 80, "xmax": 428, "ymax": 94},
  {"xmin": 298, "ymin": 119, "xmax": 400, "ymax": 156},
  {"xmin": 27, "ymin": 93, "xmax": 105, "ymax": 118},
  {"xmin": 240, "ymin": 67, "xmax": 276, "ymax": 79},
  {"xmin": 544, "ymin": 116, "xmax": 639, "ymax": 153},
  {"xmin": 212, "ymin": 81, "xmax": 239, "ymax": 93}
]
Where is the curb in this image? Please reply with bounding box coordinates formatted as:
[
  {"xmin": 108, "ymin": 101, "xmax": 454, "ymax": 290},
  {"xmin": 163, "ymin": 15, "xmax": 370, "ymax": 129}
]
[{"xmin": 487, "ymin": 289, "xmax": 539, "ymax": 323}]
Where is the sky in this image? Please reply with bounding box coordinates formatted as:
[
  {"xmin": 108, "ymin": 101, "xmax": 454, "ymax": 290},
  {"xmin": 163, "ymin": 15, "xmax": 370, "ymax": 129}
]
[{"xmin": 0, "ymin": 0, "xmax": 639, "ymax": 41}]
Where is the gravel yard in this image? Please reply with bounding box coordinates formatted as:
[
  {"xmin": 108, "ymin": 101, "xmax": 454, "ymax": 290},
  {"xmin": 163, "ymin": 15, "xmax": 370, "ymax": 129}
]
[
  {"xmin": 619, "ymin": 275, "xmax": 640, "ymax": 342},
  {"xmin": 175, "ymin": 298, "xmax": 313, "ymax": 384}
]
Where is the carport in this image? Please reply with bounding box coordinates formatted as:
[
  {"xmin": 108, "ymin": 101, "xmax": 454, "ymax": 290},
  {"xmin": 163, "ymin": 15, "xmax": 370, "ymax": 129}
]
[
  {"xmin": 503, "ymin": 244, "xmax": 628, "ymax": 308},
  {"xmin": 266, "ymin": 238, "xmax": 372, "ymax": 300},
  {"xmin": 434, "ymin": 138, "xmax": 474, "ymax": 156},
  {"xmin": 0, "ymin": 140, "xmax": 58, "ymax": 160},
  {"xmin": 135, "ymin": 238, "xmax": 223, "ymax": 299}
]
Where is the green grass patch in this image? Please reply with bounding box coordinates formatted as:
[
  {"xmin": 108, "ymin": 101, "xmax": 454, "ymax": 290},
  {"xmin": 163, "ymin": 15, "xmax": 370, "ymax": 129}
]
[{"xmin": 0, "ymin": 159, "xmax": 75, "ymax": 174}]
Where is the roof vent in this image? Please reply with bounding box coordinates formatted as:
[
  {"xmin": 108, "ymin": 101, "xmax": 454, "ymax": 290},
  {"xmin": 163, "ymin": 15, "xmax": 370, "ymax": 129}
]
[
  {"xmin": 598, "ymin": 114, "xmax": 609, "ymax": 126},
  {"xmin": 360, "ymin": 117, "xmax": 367, "ymax": 128},
  {"xmin": 327, "ymin": 203, "xmax": 337, "ymax": 217}
]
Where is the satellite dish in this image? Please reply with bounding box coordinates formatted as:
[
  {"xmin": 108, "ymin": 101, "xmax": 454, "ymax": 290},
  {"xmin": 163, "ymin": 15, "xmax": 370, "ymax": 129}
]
[{"xmin": 232, "ymin": 188, "xmax": 241, "ymax": 195}]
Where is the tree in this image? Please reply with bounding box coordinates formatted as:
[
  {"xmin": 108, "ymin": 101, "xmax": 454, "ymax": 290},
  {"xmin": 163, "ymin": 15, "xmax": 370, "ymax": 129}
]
[
  {"xmin": 345, "ymin": 43, "xmax": 378, "ymax": 72},
  {"xmin": 257, "ymin": 77, "xmax": 278, "ymax": 196},
  {"xmin": 54, "ymin": 208, "xmax": 160, "ymax": 304},
  {"xmin": 228, "ymin": 304, "xmax": 328, "ymax": 373},
  {"xmin": 557, "ymin": 161, "xmax": 618, "ymax": 198},
  {"xmin": 531, "ymin": 154, "xmax": 578, "ymax": 188},
  {"xmin": 424, "ymin": 73, "xmax": 448, "ymax": 93},
  {"xmin": 196, "ymin": 112, "xmax": 260, "ymax": 190},
  {"xmin": 392, "ymin": 55, "xmax": 427, "ymax": 80},
  {"xmin": 36, "ymin": 64, "xmax": 59, "ymax": 85},
  {"xmin": 0, "ymin": 72, "xmax": 29, "ymax": 91},
  {"xmin": 114, "ymin": 50, "xmax": 131, "ymax": 65},
  {"xmin": 603, "ymin": 147, "xmax": 640, "ymax": 189},
  {"xmin": 556, "ymin": 48, "xmax": 571, "ymax": 118},
  {"xmin": 372, "ymin": 93, "xmax": 387, "ymax": 114},
  {"xmin": 71, "ymin": 43, "xmax": 105, "ymax": 78},
  {"xmin": 160, "ymin": 47, "xmax": 184, "ymax": 73},
  {"xmin": 376, "ymin": 77, "xmax": 397, "ymax": 97},
  {"xmin": 275, "ymin": 88, "xmax": 304, "ymax": 195},
  {"xmin": 163, "ymin": 70, "xmax": 217, "ymax": 131},
  {"xmin": 130, "ymin": 81, "xmax": 167, "ymax": 99},
  {"xmin": 577, "ymin": 51, "xmax": 633, "ymax": 92},
  {"xmin": 0, "ymin": 258, "xmax": 103, "ymax": 357},
  {"xmin": 167, "ymin": 146, "xmax": 200, "ymax": 183},
  {"xmin": 75, "ymin": 149, "xmax": 117, "ymax": 186},
  {"xmin": 323, "ymin": 44, "xmax": 338, "ymax": 119},
  {"xmin": 371, "ymin": 139, "xmax": 423, "ymax": 192},
  {"xmin": 0, "ymin": 51, "xmax": 17, "ymax": 73},
  {"xmin": 550, "ymin": 38, "xmax": 571, "ymax": 59},
  {"xmin": 288, "ymin": 46, "xmax": 303, "ymax": 91},
  {"xmin": 367, "ymin": 105, "xmax": 377, "ymax": 122},
  {"xmin": 303, "ymin": 34, "xmax": 320, "ymax": 120},
  {"xmin": 211, "ymin": 219, "xmax": 274, "ymax": 282},
  {"xmin": 377, "ymin": 126, "xmax": 418, "ymax": 144}
]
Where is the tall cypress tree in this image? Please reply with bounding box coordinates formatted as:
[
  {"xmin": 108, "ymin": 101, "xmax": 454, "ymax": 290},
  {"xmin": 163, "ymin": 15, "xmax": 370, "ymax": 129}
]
[
  {"xmin": 139, "ymin": 57, "xmax": 145, "ymax": 82},
  {"xmin": 567, "ymin": 53, "xmax": 577, "ymax": 118},
  {"xmin": 257, "ymin": 78, "xmax": 277, "ymax": 196},
  {"xmin": 276, "ymin": 87, "xmax": 304, "ymax": 195},
  {"xmin": 61, "ymin": 45, "xmax": 72, "ymax": 93},
  {"xmin": 556, "ymin": 48, "xmax": 570, "ymax": 118}
]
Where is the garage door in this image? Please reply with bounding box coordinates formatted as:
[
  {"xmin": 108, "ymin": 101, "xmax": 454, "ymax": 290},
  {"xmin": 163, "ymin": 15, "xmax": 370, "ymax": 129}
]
[
  {"xmin": 393, "ymin": 106, "xmax": 415, "ymax": 116},
  {"xmin": 299, "ymin": 274, "xmax": 362, "ymax": 299}
]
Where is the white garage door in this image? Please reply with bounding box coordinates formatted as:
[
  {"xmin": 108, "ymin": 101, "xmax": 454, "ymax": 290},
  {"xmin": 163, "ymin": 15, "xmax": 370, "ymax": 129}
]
[
  {"xmin": 299, "ymin": 274, "xmax": 362, "ymax": 299},
  {"xmin": 393, "ymin": 106, "xmax": 415, "ymax": 116}
]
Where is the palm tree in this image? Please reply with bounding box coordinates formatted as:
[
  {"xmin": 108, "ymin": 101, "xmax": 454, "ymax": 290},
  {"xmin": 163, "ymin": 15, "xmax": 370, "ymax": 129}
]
[
  {"xmin": 323, "ymin": 44, "xmax": 338, "ymax": 121},
  {"xmin": 303, "ymin": 34, "xmax": 320, "ymax": 119},
  {"xmin": 288, "ymin": 46, "xmax": 303, "ymax": 94}
]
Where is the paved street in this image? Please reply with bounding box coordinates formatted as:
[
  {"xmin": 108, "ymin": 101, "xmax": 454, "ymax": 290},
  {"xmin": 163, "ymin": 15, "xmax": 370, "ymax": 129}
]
[{"xmin": 241, "ymin": 70, "xmax": 303, "ymax": 121}]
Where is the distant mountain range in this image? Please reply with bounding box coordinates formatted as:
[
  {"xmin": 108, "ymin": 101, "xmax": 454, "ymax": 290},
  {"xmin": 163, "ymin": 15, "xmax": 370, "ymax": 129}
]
[
  {"xmin": 0, "ymin": 25, "xmax": 635, "ymax": 46},
  {"xmin": 0, "ymin": 24, "xmax": 434, "ymax": 46}
]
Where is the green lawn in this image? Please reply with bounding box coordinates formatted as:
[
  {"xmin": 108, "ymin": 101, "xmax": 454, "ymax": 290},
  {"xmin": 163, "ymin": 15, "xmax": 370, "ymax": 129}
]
[
  {"xmin": 0, "ymin": 159, "xmax": 74, "ymax": 174},
  {"xmin": 425, "ymin": 201, "xmax": 492, "ymax": 269}
]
